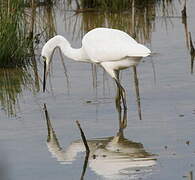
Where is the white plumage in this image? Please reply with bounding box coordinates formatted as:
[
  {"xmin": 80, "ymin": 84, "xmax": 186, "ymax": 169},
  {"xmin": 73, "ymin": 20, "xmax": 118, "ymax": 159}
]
[
  {"xmin": 82, "ymin": 28, "xmax": 150, "ymax": 62},
  {"xmin": 41, "ymin": 28, "xmax": 151, "ymax": 109}
]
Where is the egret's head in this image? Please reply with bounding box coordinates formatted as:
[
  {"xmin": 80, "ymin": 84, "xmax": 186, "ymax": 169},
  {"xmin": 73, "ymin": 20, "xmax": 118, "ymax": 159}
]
[{"xmin": 41, "ymin": 43, "xmax": 53, "ymax": 92}]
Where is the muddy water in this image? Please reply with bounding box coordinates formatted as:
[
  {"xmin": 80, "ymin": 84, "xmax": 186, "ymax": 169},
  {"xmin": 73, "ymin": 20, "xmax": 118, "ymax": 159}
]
[{"xmin": 0, "ymin": 1, "xmax": 195, "ymax": 180}]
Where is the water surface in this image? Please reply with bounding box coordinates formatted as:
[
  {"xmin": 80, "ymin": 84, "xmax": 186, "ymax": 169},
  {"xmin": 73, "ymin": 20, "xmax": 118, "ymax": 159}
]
[{"xmin": 0, "ymin": 1, "xmax": 195, "ymax": 180}]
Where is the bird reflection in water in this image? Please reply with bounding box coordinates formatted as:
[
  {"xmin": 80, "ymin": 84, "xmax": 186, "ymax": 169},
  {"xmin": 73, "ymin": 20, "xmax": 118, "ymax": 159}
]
[{"xmin": 43, "ymin": 101, "xmax": 156, "ymax": 179}]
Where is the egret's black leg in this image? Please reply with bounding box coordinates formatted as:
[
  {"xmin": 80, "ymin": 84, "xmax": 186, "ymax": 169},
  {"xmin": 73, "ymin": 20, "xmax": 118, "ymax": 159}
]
[
  {"xmin": 115, "ymin": 83, "xmax": 127, "ymax": 129},
  {"xmin": 114, "ymin": 70, "xmax": 128, "ymax": 131},
  {"xmin": 114, "ymin": 70, "xmax": 127, "ymax": 110},
  {"xmin": 115, "ymin": 70, "xmax": 122, "ymax": 111},
  {"xmin": 101, "ymin": 64, "xmax": 127, "ymax": 110},
  {"xmin": 117, "ymin": 81, "xmax": 127, "ymax": 111},
  {"xmin": 115, "ymin": 78, "xmax": 122, "ymax": 127}
]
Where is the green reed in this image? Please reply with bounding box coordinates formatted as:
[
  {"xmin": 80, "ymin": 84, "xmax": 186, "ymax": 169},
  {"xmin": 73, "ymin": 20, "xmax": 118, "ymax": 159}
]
[{"xmin": 0, "ymin": 0, "xmax": 32, "ymax": 67}]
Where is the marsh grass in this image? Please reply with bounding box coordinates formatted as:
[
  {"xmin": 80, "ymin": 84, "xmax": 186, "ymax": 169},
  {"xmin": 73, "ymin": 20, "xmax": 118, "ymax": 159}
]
[
  {"xmin": 67, "ymin": 0, "xmax": 131, "ymax": 11},
  {"xmin": 80, "ymin": 0, "xmax": 130, "ymax": 11},
  {"xmin": 67, "ymin": 0, "xmax": 173, "ymax": 12},
  {"xmin": 0, "ymin": 0, "xmax": 57, "ymax": 116},
  {"xmin": 0, "ymin": 0, "xmax": 32, "ymax": 67}
]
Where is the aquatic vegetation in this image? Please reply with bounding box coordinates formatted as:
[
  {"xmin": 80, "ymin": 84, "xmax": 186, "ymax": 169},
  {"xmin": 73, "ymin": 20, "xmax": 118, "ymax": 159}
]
[
  {"xmin": 65, "ymin": 0, "xmax": 175, "ymax": 44},
  {"xmin": 65, "ymin": 6, "xmax": 156, "ymax": 44},
  {"xmin": 0, "ymin": 0, "xmax": 57, "ymax": 116},
  {"xmin": 67, "ymin": 0, "xmax": 173, "ymax": 12},
  {"xmin": 79, "ymin": 11, "xmax": 154, "ymax": 43},
  {"xmin": 66, "ymin": 0, "xmax": 134, "ymax": 11},
  {"xmin": 0, "ymin": 0, "xmax": 32, "ymax": 67},
  {"xmin": 0, "ymin": 0, "xmax": 173, "ymax": 68},
  {"xmin": 0, "ymin": 68, "xmax": 35, "ymax": 117}
]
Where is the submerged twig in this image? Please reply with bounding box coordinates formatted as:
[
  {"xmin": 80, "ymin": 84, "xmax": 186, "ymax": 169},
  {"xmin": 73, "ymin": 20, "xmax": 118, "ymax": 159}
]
[
  {"xmin": 76, "ymin": 120, "xmax": 90, "ymax": 180},
  {"xmin": 189, "ymin": 32, "xmax": 195, "ymax": 55},
  {"xmin": 189, "ymin": 32, "xmax": 195, "ymax": 74},
  {"xmin": 80, "ymin": 149, "xmax": 90, "ymax": 180}
]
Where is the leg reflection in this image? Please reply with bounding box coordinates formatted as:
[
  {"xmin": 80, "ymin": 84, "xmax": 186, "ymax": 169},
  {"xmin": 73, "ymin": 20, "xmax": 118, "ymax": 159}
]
[{"xmin": 133, "ymin": 66, "xmax": 142, "ymax": 120}]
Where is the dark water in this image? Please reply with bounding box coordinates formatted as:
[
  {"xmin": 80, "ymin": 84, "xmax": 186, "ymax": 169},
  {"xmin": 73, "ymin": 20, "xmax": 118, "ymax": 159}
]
[{"xmin": 0, "ymin": 1, "xmax": 195, "ymax": 180}]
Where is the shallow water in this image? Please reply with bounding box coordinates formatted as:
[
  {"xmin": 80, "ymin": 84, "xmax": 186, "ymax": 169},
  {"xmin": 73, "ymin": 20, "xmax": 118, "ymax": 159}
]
[{"xmin": 0, "ymin": 1, "xmax": 195, "ymax": 180}]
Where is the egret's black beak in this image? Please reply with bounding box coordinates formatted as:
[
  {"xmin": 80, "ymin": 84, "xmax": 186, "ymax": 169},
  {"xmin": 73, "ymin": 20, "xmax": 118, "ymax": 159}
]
[{"xmin": 43, "ymin": 60, "xmax": 46, "ymax": 92}]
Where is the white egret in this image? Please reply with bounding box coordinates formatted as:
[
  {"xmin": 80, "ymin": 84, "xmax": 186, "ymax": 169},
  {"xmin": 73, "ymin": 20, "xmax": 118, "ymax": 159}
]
[{"xmin": 41, "ymin": 28, "xmax": 151, "ymax": 109}]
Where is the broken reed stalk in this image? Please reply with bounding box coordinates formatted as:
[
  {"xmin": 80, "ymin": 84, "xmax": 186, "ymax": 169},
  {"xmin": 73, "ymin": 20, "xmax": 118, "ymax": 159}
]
[
  {"xmin": 189, "ymin": 32, "xmax": 195, "ymax": 73},
  {"xmin": 189, "ymin": 32, "xmax": 195, "ymax": 55},
  {"xmin": 76, "ymin": 120, "xmax": 90, "ymax": 180},
  {"xmin": 76, "ymin": 120, "xmax": 90, "ymax": 153},
  {"xmin": 80, "ymin": 146, "xmax": 90, "ymax": 180}
]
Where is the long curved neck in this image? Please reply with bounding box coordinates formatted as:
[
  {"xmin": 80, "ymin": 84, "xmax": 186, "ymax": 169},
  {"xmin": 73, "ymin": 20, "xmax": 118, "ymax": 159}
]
[{"xmin": 49, "ymin": 35, "xmax": 89, "ymax": 62}]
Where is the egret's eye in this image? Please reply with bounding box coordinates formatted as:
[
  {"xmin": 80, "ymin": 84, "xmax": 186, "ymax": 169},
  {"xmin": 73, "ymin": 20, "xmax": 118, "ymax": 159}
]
[{"xmin": 42, "ymin": 56, "xmax": 46, "ymax": 61}]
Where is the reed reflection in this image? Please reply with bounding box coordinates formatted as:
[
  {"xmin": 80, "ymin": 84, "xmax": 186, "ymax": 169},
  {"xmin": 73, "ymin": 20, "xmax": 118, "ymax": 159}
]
[
  {"xmin": 181, "ymin": 0, "xmax": 189, "ymax": 50},
  {"xmin": 43, "ymin": 104, "xmax": 156, "ymax": 179},
  {"xmin": 69, "ymin": 10, "xmax": 154, "ymax": 44},
  {"xmin": 189, "ymin": 33, "xmax": 195, "ymax": 74},
  {"xmin": 67, "ymin": 0, "xmax": 176, "ymax": 44},
  {"xmin": 0, "ymin": 1, "xmax": 59, "ymax": 117},
  {"xmin": 181, "ymin": 1, "xmax": 195, "ymax": 74},
  {"xmin": 133, "ymin": 66, "xmax": 142, "ymax": 120},
  {"xmin": 26, "ymin": 0, "xmax": 57, "ymax": 40},
  {"xmin": 31, "ymin": 2, "xmax": 71, "ymax": 92},
  {"xmin": 0, "ymin": 68, "xmax": 34, "ymax": 117},
  {"xmin": 188, "ymin": 171, "xmax": 193, "ymax": 180}
]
